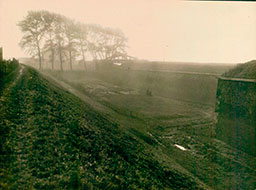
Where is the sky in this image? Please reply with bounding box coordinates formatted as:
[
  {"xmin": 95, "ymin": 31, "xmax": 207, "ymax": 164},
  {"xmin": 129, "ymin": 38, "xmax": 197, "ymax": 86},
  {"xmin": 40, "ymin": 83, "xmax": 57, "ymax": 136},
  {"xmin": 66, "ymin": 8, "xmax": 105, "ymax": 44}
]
[{"xmin": 0, "ymin": 0, "xmax": 256, "ymax": 63}]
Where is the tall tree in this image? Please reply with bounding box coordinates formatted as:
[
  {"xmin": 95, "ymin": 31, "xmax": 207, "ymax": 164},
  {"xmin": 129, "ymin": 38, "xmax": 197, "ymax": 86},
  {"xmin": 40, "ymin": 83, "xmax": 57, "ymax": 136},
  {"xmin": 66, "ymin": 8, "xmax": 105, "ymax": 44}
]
[
  {"xmin": 18, "ymin": 11, "xmax": 46, "ymax": 69},
  {"xmin": 54, "ymin": 14, "xmax": 66, "ymax": 71},
  {"xmin": 87, "ymin": 24, "xmax": 105, "ymax": 60},
  {"xmin": 42, "ymin": 11, "xmax": 58, "ymax": 70},
  {"xmin": 63, "ymin": 17, "xmax": 78, "ymax": 70},
  {"xmin": 102, "ymin": 28, "xmax": 127, "ymax": 60},
  {"xmin": 19, "ymin": 10, "xmax": 129, "ymax": 71},
  {"xmin": 75, "ymin": 23, "xmax": 88, "ymax": 70},
  {"xmin": 87, "ymin": 25, "xmax": 127, "ymax": 61}
]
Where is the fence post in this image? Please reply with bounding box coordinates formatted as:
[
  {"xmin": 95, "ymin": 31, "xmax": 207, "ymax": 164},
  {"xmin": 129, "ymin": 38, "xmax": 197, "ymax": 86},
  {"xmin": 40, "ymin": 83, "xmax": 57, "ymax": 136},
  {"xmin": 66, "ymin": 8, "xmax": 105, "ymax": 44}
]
[
  {"xmin": 0, "ymin": 48, "xmax": 2, "ymax": 79},
  {"xmin": 0, "ymin": 47, "xmax": 3, "ymax": 61}
]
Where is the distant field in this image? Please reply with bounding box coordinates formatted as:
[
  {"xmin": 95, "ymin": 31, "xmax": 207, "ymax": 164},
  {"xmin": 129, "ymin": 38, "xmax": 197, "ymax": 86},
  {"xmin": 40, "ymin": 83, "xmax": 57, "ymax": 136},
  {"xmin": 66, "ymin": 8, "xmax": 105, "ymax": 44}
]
[
  {"xmin": 122, "ymin": 61, "xmax": 236, "ymax": 75},
  {"xmin": 49, "ymin": 68, "xmax": 219, "ymax": 106}
]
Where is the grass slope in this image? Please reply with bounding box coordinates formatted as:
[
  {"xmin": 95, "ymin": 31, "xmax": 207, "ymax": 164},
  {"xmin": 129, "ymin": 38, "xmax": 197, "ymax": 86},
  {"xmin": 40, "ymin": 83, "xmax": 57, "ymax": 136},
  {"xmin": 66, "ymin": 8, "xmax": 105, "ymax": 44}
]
[
  {"xmin": 223, "ymin": 60, "xmax": 256, "ymax": 79},
  {"xmin": 0, "ymin": 65, "xmax": 204, "ymax": 189}
]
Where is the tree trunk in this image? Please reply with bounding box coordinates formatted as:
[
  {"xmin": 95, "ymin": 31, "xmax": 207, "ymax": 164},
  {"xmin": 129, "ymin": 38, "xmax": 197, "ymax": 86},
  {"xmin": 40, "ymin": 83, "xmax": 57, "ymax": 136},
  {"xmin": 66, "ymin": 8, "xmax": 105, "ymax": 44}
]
[
  {"xmin": 50, "ymin": 40, "xmax": 55, "ymax": 70},
  {"xmin": 80, "ymin": 43, "xmax": 86, "ymax": 71},
  {"xmin": 51, "ymin": 48, "xmax": 55, "ymax": 70},
  {"xmin": 68, "ymin": 44, "xmax": 72, "ymax": 71},
  {"xmin": 37, "ymin": 47, "xmax": 42, "ymax": 70},
  {"xmin": 42, "ymin": 52, "xmax": 44, "ymax": 68},
  {"xmin": 82, "ymin": 53, "xmax": 86, "ymax": 71},
  {"xmin": 37, "ymin": 40, "xmax": 42, "ymax": 70},
  {"xmin": 58, "ymin": 42, "xmax": 63, "ymax": 71}
]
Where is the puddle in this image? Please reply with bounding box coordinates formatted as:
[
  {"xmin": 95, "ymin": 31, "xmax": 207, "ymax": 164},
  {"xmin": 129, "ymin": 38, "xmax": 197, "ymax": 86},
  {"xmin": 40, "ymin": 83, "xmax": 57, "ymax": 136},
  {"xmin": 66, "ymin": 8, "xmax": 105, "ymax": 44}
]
[
  {"xmin": 120, "ymin": 91, "xmax": 130, "ymax": 95},
  {"xmin": 113, "ymin": 62, "xmax": 122, "ymax": 66},
  {"xmin": 174, "ymin": 144, "xmax": 187, "ymax": 151}
]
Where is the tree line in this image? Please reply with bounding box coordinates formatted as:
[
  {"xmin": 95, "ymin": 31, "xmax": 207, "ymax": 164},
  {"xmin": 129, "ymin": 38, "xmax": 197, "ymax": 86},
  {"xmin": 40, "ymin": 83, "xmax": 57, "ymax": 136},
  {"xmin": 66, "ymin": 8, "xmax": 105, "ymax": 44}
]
[
  {"xmin": 18, "ymin": 11, "xmax": 128, "ymax": 70},
  {"xmin": 0, "ymin": 59, "xmax": 19, "ymax": 79},
  {"xmin": 0, "ymin": 59, "xmax": 19, "ymax": 94}
]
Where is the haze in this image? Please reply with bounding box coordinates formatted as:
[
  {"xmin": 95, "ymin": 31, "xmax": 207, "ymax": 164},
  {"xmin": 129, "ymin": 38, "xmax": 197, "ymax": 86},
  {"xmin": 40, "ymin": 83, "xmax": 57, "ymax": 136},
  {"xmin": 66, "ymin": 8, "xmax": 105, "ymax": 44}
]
[{"xmin": 0, "ymin": 0, "xmax": 256, "ymax": 63}]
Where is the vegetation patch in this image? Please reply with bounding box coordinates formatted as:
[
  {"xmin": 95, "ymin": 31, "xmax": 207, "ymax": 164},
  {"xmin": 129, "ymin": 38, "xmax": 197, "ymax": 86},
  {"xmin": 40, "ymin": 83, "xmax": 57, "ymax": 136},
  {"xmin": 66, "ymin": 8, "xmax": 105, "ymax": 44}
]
[{"xmin": 223, "ymin": 60, "xmax": 256, "ymax": 79}]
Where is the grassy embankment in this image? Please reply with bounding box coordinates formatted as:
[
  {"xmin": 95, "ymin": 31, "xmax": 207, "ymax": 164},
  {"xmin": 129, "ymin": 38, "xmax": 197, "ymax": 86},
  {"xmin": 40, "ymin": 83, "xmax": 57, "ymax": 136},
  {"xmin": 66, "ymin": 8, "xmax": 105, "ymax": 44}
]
[
  {"xmin": 0, "ymin": 64, "xmax": 205, "ymax": 189},
  {"xmin": 223, "ymin": 60, "xmax": 256, "ymax": 79}
]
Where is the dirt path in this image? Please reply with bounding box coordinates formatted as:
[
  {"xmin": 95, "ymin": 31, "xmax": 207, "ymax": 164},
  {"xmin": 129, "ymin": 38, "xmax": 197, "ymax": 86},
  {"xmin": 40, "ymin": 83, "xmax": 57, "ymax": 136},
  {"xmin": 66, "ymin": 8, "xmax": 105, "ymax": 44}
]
[
  {"xmin": 127, "ymin": 68, "xmax": 221, "ymax": 77},
  {"xmin": 0, "ymin": 64, "xmax": 24, "ymax": 102},
  {"xmin": 0, "ymin": 64, "xmax": 32, "ymax": 187},
  {"xmin": 219, "ymin": 76, "xmax": 256, "ymax": 83}
]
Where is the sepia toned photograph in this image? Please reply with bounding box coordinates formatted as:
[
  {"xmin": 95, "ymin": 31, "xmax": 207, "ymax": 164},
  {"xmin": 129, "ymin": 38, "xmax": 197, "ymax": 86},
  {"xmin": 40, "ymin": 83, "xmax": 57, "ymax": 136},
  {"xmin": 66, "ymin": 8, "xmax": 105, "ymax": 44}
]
[{"xmin": 0, "ymin": 0, "xmax": 255, "ymax": 189}]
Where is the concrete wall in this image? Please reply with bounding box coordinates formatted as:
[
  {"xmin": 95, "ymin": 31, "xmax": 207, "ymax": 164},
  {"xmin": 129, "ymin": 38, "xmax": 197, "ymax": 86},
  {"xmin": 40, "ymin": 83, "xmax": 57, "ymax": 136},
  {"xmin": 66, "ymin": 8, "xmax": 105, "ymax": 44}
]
[{"xmin": 215, "ymin": 78, "xmax": 256, "ymax": 156}]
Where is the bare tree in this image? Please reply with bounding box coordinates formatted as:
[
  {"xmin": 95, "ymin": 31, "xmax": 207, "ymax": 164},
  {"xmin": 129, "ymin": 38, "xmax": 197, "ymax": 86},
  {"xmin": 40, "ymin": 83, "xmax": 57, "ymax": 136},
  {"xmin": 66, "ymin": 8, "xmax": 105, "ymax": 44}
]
[
  {"xmin": 18, "ymin": 11, "xmax": 46, "ymax": 69},
  {"xmin": 41, "ymin": 11, "xmax": 58, "ymax": 70},
  {"xmin": 18, "ymin": 10, "xmax": 129, "ymax": 71},
  {"xmin": 87, "ymin": 25, "xmax": 127, "ymax": 61},
  {"xmin": 63, "ymin": 17, "xmax": 78, "ymax": 70},
  {"xmin": 102, "ymin": 28, "xmax": 128, "ymax": 60},
  {"xmin": 54, "ymin": 14, "xmax": 66, "ymax": 71},
  {"xmin": 87, "ymin": 24, "xmax": 104, "ymax": 60},
  {"xmin": 75, "ymin": 23, "xmax": 88, "ymax": 70}
]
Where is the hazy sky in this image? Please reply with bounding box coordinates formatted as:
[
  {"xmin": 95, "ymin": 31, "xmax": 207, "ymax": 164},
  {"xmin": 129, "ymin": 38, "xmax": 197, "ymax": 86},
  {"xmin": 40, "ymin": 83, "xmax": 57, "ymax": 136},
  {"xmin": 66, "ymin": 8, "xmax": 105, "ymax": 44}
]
[{"xmin": 0, "ymin": 0, "xmax": 256, "ymax": 63}]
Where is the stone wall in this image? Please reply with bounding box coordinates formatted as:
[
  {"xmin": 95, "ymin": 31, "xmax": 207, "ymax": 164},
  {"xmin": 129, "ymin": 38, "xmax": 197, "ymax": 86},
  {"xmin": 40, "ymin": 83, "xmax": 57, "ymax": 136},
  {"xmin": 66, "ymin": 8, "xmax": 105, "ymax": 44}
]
[{"xmin": 215, "ymin": 77, "xmax": 256, "ymax": 156}]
